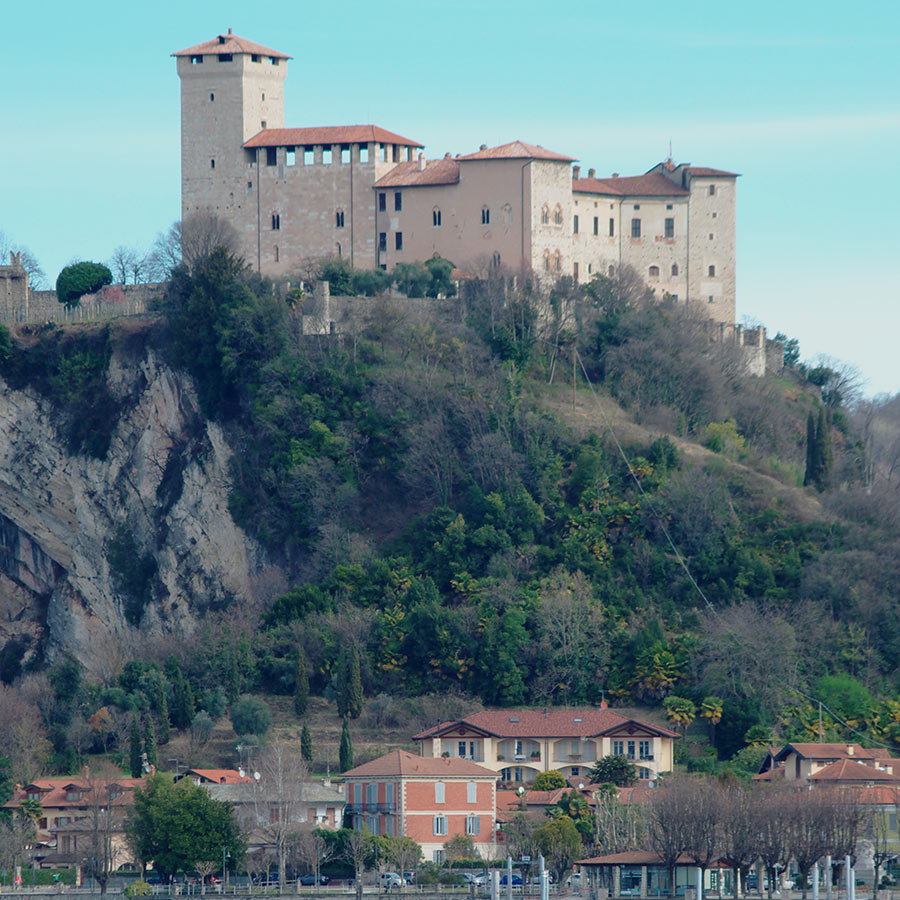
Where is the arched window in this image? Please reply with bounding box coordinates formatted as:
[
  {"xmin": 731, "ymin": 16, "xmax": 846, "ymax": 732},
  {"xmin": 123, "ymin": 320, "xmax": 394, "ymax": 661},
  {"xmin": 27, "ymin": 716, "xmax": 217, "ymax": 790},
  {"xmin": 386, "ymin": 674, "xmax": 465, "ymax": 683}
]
[
  {"xmin": 708, "ymin": 264, "xmax": 716, "ymax": 277},
  {"xmin": 433, "ymin": 208, "xmax": 442, "ymax": 227},
  {"xmin": 481, "ymin": 206, "xmax": 490, "ymax": 225},
  {"xmin": 502, "ymin": 204, "xmax": 512, "ymax": 225},
  {"xmin": 335, "ymin": 210, "xmax": 345, "ymax": 228},
  {"xmin": 608, "ymin": 265, "xmax": 615, "ymax": 277},
  {"xmin": 491, "ymin": 251, "xmax": 501, "ymax": 269},
  {"xmin": 671, "ymin": 263, "xmax": 679, "ymax": 276},
  {"xmin": 541, "ymin": 205, "xmax": 550, "ymax": 225},
  {"xmin": 649, "ymin": 265, "xmax": 660, "ymax": 278},
  {"xmin": 553, "ymin": 205, "xmax": 563, "ymax": 226},
  {"xmin": 553, "ymin": 251, "xmax": 562, "ymax": 272},
  {"xmin": 543, "ymin": 250, "xmax": 551, "ymax": 272}
]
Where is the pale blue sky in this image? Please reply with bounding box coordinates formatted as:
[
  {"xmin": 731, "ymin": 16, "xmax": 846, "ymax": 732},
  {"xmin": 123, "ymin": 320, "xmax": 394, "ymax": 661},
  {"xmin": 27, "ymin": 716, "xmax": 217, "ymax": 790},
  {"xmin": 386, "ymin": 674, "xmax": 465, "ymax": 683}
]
[{"xmin": 3, "ymin": 0, "xmax": 898, "ymax": 395}]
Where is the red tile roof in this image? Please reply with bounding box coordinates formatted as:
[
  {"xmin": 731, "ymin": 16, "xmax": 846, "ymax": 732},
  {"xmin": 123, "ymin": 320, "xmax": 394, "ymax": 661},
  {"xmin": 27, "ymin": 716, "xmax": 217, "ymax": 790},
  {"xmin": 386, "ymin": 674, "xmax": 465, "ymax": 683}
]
[
  {"xmin": 243, "ymin": 126, "xmax": 423, "ymax": 149},
  {"xmin": 573, "ymin": 173, "xmax": 689, "ymax": 197},
  {"xmin": 774, "ymin": 743, "xmax": 893, "ymax": 762},
  {"xmin": 374, "ymin": 158, "xmax": 460, "ymax": 187},
  {"xmin": 414, "ymin": 708, "xmax": 679, "ymax": 740},
  {"xmin": 342, "ymin": 749, "xmax": 498, "ymax": 779},
  {"xmin": 6, "ymin": 777, "xmax": 143, "ymax": 811},
  {"xmin": 173, "ymin": 31, "xmax": 290, "ymax": 59},
  {"xmin": 181, "ymin": 768, "xmax": 253, "ymax": 784},
  {"xmin": 457, "ymin": 141, "xmax": 575, "ymax": 162},
  {"xmin": 809, "ymin": 759, "xmax": 900, "ymax": 782}
]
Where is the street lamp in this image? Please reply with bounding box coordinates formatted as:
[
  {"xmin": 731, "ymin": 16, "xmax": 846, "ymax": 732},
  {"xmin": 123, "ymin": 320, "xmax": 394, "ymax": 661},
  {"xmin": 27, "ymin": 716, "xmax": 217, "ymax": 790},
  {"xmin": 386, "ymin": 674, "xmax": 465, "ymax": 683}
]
[{"xmin": 222, "ymin": 848, "xmax": 230, "ymax": 891}]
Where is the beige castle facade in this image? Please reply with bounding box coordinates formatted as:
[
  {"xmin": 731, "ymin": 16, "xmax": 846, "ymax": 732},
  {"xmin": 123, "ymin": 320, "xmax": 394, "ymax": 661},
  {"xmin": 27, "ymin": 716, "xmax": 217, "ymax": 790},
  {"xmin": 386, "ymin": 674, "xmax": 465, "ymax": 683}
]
[{"xmin": 174, "ymin": 31, "xmax": 739, "ymax": 325}]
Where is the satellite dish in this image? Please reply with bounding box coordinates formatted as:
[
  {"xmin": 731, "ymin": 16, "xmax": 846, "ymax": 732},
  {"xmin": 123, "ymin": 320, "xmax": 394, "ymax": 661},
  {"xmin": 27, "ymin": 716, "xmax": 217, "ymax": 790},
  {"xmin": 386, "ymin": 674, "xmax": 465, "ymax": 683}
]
[
  {"xmin": 578, "ymin": 784, "xmax": 585, "ymax": 790},
  {"xmin": 238, "ymin": 768, "xmax": 245, "ymax": 778},
  {"xmin": 254, "ymin": 772, "xmax": 261, "ymax": 781}
]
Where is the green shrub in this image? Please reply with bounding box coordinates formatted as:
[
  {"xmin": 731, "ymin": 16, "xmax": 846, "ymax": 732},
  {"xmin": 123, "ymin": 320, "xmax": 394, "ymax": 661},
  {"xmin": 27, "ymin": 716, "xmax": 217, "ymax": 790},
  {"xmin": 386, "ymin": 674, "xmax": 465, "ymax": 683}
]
[
  {"xmin": 56, "ymin": 262, "xmax": 112, "ymax": 307},
  {"xmin": 229, "ymin": 695, "xmax": 271, "ymax": 737}
]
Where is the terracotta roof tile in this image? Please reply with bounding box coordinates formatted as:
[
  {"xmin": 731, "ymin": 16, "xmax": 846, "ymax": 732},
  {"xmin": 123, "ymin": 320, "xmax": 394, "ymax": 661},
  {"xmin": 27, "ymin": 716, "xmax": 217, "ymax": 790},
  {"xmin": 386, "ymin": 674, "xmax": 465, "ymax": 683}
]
[
  {"xmin": 457, "ymin": 141, "xmax": 575, "ymax": 162},
  {"xmin": 243, "ymin": 126, "xmax": 423, "ymax": 149},
  {"xmin": 809, "ymin": 759, "xmax": 900, "ymax": 782},
  {"xmin": 775, "ymin": 743, "xmax": 892, "ymax": 762},
  {"xmin": 686, "ymin": 166, "xmax": 740, "ymax": 177},
  {"xmin": 180, "ymin": 768, "xmax": 253, "ymax": 784},
  {"xmin": 414, "ymin": 708, "xmax": 679, "ymax": 740},
  {"xmin": 374, "ymin": 158, "xmax": 460, "ymax": 187},
  {"xmin": 173, "ymin": 31, "xmax": 290, "ymax": 59},
  {"xmin": 6, "ymin": 776, "xmax": 143, "ymax": 811},
  {"xmin": 573, "ymin": 173, "xmax": 689, "ymax": 197},
  {"xmin": 342, "ymin": 749, "xmax": 498, "ymax": 779}
]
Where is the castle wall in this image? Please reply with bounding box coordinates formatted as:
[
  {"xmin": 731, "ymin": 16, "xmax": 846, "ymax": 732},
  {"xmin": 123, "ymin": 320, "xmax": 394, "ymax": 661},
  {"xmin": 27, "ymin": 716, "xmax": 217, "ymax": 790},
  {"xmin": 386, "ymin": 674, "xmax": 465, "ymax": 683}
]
[
  {"xmin": 528, "ymin": 159, "xmax": 576, "ymax": 280},
  {"xmin": 0, "ymin": 284, "xmax": 161, "ymax": 326},
  {"xmin": 571, "ymin": 193, "xmax": 621, "ymax": 280}
]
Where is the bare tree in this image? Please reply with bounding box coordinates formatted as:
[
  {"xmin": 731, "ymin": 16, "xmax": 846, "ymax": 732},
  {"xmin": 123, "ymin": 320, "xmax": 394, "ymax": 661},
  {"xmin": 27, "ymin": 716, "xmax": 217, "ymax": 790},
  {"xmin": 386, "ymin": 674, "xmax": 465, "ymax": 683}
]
[
  {"xmin": 80, "ymin": 764, "xmax": 131, "ymax": 895},
  {"xmin": 719, "ymin": 781, "xmax": 763, "ymax": 898},
  {"xmin": 757, "ymin": 786, "xmax": 791, "ymax": 900},
  {"xmin": 343, "ymin": 829, "xmax": 371, "ymax": 900},
  {"xmin": 0, "ymin": 231, "xmax": 47, "ymax": 288},
  {"xmin": 252, "ymin": 739, "xmax": 309, "ymax": 888},
  {"xmin": 679, "ymin": 779, "xmax": 720, "ymax": 893},
  {"xmin": 785, "ymin": 788, "xmax": 833, "ymax": 900},
  {"xmin": 295, "ymin": 827, "xmax": 329, "ymax": 891},
  {"xmin": 647, "ymin": 778, "xmax": 692, "ymax": 897},
  {"xmin": 867, "ymin": 786, "xmax": 900, "ymax": 900},
  {"xmin": 148, "ymin": 210, "xmax": 241, "ymax": 279},
  {"xmin": 593, "ymin": 785, "xmax": 647, "ymax": 855}
]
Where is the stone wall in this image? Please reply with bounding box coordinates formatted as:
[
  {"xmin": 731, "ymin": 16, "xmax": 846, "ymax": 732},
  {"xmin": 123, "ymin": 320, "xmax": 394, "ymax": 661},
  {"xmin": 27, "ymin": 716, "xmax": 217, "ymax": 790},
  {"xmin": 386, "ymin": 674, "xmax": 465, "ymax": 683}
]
[{"xmin": 0, "ymin": 283, "xmax": 162, "ymax": 326}]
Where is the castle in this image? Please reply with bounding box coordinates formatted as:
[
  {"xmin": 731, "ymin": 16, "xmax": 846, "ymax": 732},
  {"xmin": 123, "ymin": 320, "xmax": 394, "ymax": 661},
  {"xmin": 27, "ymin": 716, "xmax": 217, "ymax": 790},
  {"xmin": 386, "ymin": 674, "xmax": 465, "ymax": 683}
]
[{"xmin": 174, "ymin": 30, "xmax": 739, "ymax": 327}]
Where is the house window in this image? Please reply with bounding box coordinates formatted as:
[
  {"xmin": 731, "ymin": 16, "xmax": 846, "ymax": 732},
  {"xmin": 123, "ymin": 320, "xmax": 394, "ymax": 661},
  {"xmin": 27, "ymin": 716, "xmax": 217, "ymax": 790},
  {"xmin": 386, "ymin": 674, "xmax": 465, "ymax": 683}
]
[
  {"xmin": 573, "ymin": 262, "xmax": 579, "ymax": 281},
  {"xmin": 458, "ymin": 742, "xmax": 467, "ymax": 758},
  {"xmin": 366, "ymin": 784, "xmax": 378, "ymax": 809},
  {"xmin": 609, "ymin": 218, "xmax": 615, "ymax": 237},
  {"xmin": 304, "ymin": 149, "xmax": 314, "ymax": 165},
  {"xmin": 323, "ymin": 148, "xmax": 332, "ymax": 164},
  {"xmin": 435, "ymin": 782, "xmax": 445, "ymax": 803},
  {"xmin": 271, "ymin": 213, "xmax": 281, "ymax": 230},
  {"xmin": 395, "ymin": 232, "xmax": 403, "ymax": 251},
  {"xmin": 638, "ymin": 767, "xmax": 652, "ymax": 780},
  {"xmin": 269, "ymin": 57, "xmax": 279, "ymax": 65},
  {"xmin": 708, "ymin": 265, "xmax": 716, "ymax": 276},
  {"xmin": 593, "ymin": 216, "xmax": 599, "ymax": 236},
  {"xmin": 628, "ymin": 740, "xmax": 636, "ymax": 760},
  {"xmin": 633, "ymin": 204, "xmax": 640, "ymax": 210},
  {"xmin": 341, "ymin": 147, "xmax": 350, "ymax": 164},
  {"xmin": 379, "ymin": 233, "xmax": 386, "ymax": 252},
  {"xmin": 573, "ymin": 215, "xmax": 579, "ymax": 234},
  {"xmin": 708, "ymin": 295, "xmax": 714, "ymax": 303},
  {"xmin": 709, "ymin": 184, "xmax": 717, "ymax": 195},
  {"xmin": 433, "ymin": 208, "xmax": 442, "ymax": 227},
  {"xmin": 336, "ymin": 210, "xmax": 345, "ymax": 228},
  {"xmin": 541, "ymin": 206, "xmax": 549, "ymax": 225},
  {"xmin": 500, "ymin": 768, "xmax": 512, "ymax": 781},
  {"xmin": 649, "ymin": 266, "xmax": 659, "ymax": 278},
  {"xmin": 709, "ymin": 233, "xmax": 715, "ymax": 240},
  {"xmin": 481, "ymin": 206, "xmax": 490, "ymax": 225},
  {"xmin": 613, "ymin": 740, "xmax": 624, "ymax": 756},
  {"xmin": 266, "ymin": 147, "xmax": 277, "ymax": 167},
  {"xmin": 671, "ymin": 264, "xmax": 679, "ymax": 276},
  {"xmin": 286, "ymin": 148, "xmax": 296, "ymax": 166},
  {"xmin": 433, "ymin": 851, "xmax": 445, "ymax": 864},
  {"xmin": 467, "ymin": 783, "xmax": 477, "ymax": 803},
  {"xmin": 666, "ymin": 203, "xmax": 673, "ymax": 210},
  {"xmin": 251, "ymin": 54, "xmax": 260, "ymax": 62},
  {"xmin": 394, "ymin": 191, "xmax": 402, "ymax": 211},
  {"xmin": 639, "ymin": 740, "xmax": 652, "ymax": 759},
  {"xmin": 465, "ymin": 815, "xmax": 481, "ymax": 836},
  {"xmin": 631, "ymin": 218, "xmax": 641, "ymax": 238},
  {"xmin": 712, "ymin": 212, "xmax": 718, "ymax": 219},
  {"xmin": 665, "ymin": 218, "xmax": 674, "ymax": 238},
  {"xmin": 367, "ymin": 816, "xmax": 379, "ymax": 835},
  {"xmin": 514, "ymin": 767, "xmax": 524, "ymax": 782},
  {"xmin": 379, "ymin": 193, "xmax": 386, "ymax": 212},
  {"xmin": 359, "ymin": 146, "xmax": 369, "ymax": 163},
  {"xmin": 433, "ymin": 815, "xmax": 447, "ymax": 836}
]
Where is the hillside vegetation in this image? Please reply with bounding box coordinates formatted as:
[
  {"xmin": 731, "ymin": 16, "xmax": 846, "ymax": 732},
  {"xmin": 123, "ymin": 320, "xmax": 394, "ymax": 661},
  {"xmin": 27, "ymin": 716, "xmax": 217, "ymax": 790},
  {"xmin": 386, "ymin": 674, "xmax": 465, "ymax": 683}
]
[{"xmin": 0, "ymin": 250, "xmax": 899, "ymax": 782}]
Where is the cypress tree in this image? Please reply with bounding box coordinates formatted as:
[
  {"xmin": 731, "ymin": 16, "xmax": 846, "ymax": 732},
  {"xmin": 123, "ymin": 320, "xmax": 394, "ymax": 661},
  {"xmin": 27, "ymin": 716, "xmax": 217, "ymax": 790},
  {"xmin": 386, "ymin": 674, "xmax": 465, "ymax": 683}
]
[
  {"xmin": 803, "ymin": 412, "xmax": 817, "ymax": 487},
  {"xmin": 339, "ymin": 718, "xmax": 354, "ymax": 772},
  {"xmin": 294, "ymin": 648, "xmax": 309, "ymax": 717},
  {"xmin": 347, "ymin": 647, "xmax": 363, "ymax": 719},
  {"xmin": 172, "ymin": 670, "xmax": 195, "ymax": 731},
  {"xmin": 816, "ymin": 406, "xmax": 833, "ymax": 490},
  {"xmin": 155, "ymin": 680, "xmax": 171, "ymax": 745},
  {"xmin": 129, "ymin": 715, "xmax": 143, "ymax": 779},
  {"xmin": 143, "ymin": 715, "xmax": 158, "ymax": 768},
  {"xmin": 301, "ymin": 722, "xmax": 313, "ymax": 762}
]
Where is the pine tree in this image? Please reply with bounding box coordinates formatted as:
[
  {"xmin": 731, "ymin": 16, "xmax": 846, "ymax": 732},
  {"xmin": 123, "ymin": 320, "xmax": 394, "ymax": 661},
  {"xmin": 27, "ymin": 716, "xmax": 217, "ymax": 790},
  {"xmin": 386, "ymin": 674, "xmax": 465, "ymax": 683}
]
[
  {"xmin": 172, "ymin": 669, "xmax": 195, "ymax": 731},
  {"xmin": 347, "ymin": 647, "xmax": 363, "ymax": 719},
  {"xmin": 294, "ymin": 648, "xmax": 309, "ymax": 717},
  {"xmin": 143, "ymin": 715, "xmax": 158, "ymax": 768},
  {"xmin": 301, "ymin": 722, "xmax": 313, "ymax": 762},
  {"xmin": 339, "ymin": 718, "xmax": 353, "ymax": 772},
  {"xmin": 129, "ymin": 715, "xmax": 143, "ymax": 779}
]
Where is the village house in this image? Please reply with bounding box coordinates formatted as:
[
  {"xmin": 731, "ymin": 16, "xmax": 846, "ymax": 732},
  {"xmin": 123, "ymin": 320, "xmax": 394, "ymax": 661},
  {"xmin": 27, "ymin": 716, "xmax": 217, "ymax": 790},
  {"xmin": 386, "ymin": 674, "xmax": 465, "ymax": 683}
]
[
  {"xmin": 413, "ymin": 708, "xmax": 678, "ymax": 787},
  {"xmin": 756, "ymin": 743, "xmax": 899, "ymax": 782},
  {"xmin": 342, "ymin": 749, "xmax": 498, "ymax": 863}
]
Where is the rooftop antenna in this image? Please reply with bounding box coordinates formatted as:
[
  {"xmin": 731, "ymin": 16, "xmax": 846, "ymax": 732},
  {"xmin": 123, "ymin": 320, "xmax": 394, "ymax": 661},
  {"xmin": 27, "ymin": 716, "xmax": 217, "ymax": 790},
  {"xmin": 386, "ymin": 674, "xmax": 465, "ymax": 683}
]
[{"xmin": 668, "ymin": 139, "xmax": 673, "ymax": 163}]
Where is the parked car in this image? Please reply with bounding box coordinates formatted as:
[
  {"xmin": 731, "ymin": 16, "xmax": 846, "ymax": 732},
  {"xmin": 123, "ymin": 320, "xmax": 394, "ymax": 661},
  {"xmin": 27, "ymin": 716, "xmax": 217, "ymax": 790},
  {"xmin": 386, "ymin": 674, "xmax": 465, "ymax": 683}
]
[
  {"xmin": 145, "ymin": 874, "xmax": 163, "ymax": 885},
  {"xmin": 300, "ymin": 874, "xmax": 331, "ymax": 886},
  {"xmin": 380, "ymin": 873, "xmax": 406, "ymax": 889},
  {"xmin": 403, "ymin": 872, "xmax": 417, "ymax": 884},
  {"xmin": 499, "ymin": 874, "xmax": 523, "ymax": 886},
  {"xmin": 463, "ymin": 874, "xmax": 487, "ymax": 886}
]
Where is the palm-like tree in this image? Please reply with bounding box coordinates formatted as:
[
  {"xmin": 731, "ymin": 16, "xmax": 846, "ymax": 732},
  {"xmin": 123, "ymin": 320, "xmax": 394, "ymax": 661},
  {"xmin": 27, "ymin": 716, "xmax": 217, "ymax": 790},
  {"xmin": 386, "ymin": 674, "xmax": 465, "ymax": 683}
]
[
  {"xmin": 700, "ymin": 696, "xmax": 723, "ymax": 747},
  {"xmin": 662, "ymin": 696, "xmax": 696, "ymax": 736}
]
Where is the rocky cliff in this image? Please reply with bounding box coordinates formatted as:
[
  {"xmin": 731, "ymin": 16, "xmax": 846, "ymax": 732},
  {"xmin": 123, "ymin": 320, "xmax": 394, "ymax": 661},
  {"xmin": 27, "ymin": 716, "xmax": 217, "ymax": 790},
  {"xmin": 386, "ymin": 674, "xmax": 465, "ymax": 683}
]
[{"xmin": 0, "ymin": 330, "xmax": 274, "ymax": 676}]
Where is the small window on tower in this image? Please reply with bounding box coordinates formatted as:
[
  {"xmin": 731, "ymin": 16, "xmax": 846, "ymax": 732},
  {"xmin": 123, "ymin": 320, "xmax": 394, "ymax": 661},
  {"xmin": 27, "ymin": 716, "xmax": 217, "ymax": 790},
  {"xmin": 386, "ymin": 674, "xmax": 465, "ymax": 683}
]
[
  {"xmin": 248, "ymin": 181, "xmax": 253, "ymax": 195},
  {"xmin": 190, "ymin": 55, "xmax": 203, "ymax": 64},
  {"xmin": 217, "ymin": 54, "xmax": 232, "ymax": 62},
  {"xmin": 304, "ymin": 149, "xmax": 314, "ymax": 165},
  {"xmin": 269, "ymin": 57, "xmax": 279, "ymax": 65},
  {"xmin": 341, "ymin": 147, "xmax": 350, "ymax": 164},
  {"xmin": 609, "ymin": 218, "xmax": 615, "ymax": 237},
  {"xmin": 359, "ymin": 146, "xmax": 369, "ymax": 163},
  {"xmin": 671, "ymin": 263, "xmax": 679, "ymax": 276},
  {"xmin": 336, "ymin": 210, "xmax": 345, "ymax": 228},
  {"xmin": 210, "ymin": 159, "xmax": 215, "ymax": 169},
  {"xmin": 395, "ymin": 232, "xmax": 403, "ymax": 251},
  {"xmin": 708, "ymin": 265, "xmax": 716, "ymax": 276},
  {"xmin": 272, "ymin": 213, "xmax": 281, "ymax": 230},
  {"xmin": 210, "ymin": 92, "xmax": 215, "ymax": 102},
  {"xmin": 266, "ymin": 148, "xmax": 277, "ymax": 167},
  {"xmin": 323, "ymin": 148, "xmax": 332, "ymax": 165},
  {"xmin": 481, "ymin": 207, "xmax": 490, "ymax": 225},
  {"xmin": 262, "ymin": 93, "xmax": 265, "ymax": 101},
  {"xmin": 286, "ymin": 148, "xmax": 296, "ymax": 167},
  {"xmin": 649, "ymin": 266, "xmax": 659, "ymax": 278},
  {"xmin": 251, "ymin": 54, "xmax": 260, "ymax": 63},
  {"xmin": 665, "ymin": 218, "xmax": 674, "ymax": 238},
  {"xmin": 378, "ymin": 193, "xmax": 386, "ymax": 212},
  {"xmin": 709, "ymin": 184, "xmax": 716, "ymax": 195}
]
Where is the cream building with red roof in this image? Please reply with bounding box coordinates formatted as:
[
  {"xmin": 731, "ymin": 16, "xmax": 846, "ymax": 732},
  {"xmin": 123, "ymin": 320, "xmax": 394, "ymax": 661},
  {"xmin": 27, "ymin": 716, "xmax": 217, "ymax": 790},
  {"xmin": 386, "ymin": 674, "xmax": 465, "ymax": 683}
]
[
  {"xmin": 342, "ymin": 749, "xmax": 498, "ymax": 862},
  {"xmin": 174, "ymin": 30, "xmax": 738, "ymax": 324},
  {"xmin": 413, "ymin": 708, "xmax": 678, "ymax": 787}
]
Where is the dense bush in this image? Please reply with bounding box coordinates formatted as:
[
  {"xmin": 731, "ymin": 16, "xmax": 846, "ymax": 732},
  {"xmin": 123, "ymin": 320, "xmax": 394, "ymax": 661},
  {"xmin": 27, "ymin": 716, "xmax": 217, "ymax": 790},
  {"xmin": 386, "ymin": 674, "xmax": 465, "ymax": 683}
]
[{"xmin": 56, "ymin": 262, "xmax": 112, "ymax": 307}]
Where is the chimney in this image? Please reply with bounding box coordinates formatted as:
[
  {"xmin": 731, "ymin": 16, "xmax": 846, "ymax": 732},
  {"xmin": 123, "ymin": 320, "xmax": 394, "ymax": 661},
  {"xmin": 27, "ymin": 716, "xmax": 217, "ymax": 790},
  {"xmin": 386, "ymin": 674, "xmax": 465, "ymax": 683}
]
[
  {"xmin": 444, "ymin": 152, "xmax": 451, "ymax": 159},
  {"xmin": 573, "ymin": 165, "xmax": 581, "ymax": 180},
  {"xmin": 149, "ymin": 765, "xmax": 156, "ymax": 777},
  {"xmin": 611, "ymin": 172, "xmax": 619, "ymax": 178},
  {"xmin": 418, "ymin": 152, "xmax": 426, "ymax": 172},
  {"xmin": 479, "ymin": 144, "xmax": 487, "ymax": 151},
  {"xmin": 600, "ymin": 700, "xmax": 608, "ymax": 710},
  {"xmin": 227, "ymin": 28, "xmax": 232, "ymax": 34},
  {"xmin": 588, "ymin": 168, "xmax": 595, "ymax": 178},
  {"xmin": 82, "ymin": 765, "xmax": 90, "ymax": 781},
  {"xmin": 847, "ymin": 745, "xmax": 855, "ymax": 756}
]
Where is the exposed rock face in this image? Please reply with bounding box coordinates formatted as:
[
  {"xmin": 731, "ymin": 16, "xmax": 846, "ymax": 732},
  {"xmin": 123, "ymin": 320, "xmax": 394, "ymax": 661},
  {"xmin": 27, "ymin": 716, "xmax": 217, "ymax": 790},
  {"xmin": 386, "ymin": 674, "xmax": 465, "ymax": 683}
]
[{"xmin": 0, "ymin": 338, "xmax": 273, "ymax": 675}]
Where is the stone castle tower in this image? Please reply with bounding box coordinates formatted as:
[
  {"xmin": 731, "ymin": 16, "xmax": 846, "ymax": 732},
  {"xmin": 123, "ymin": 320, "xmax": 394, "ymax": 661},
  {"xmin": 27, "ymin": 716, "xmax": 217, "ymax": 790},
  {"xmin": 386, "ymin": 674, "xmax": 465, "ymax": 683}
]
[{"xmin": 174, "ymin": 30, "xmax": 289, "ymax": 225}]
